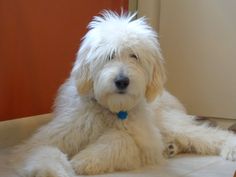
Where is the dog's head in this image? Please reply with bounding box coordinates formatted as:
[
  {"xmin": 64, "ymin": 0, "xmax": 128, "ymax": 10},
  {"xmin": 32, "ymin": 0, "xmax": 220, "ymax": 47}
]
[{"xmin": 71, "ymin": 11, "xmax": 166, "ymax": 112}]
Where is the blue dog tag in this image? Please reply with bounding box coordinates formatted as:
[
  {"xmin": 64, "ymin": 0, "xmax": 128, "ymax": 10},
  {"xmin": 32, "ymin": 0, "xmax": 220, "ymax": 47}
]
[{"xmin": 117, "ymin": 111, "xmax": 128, "ymax": 120}]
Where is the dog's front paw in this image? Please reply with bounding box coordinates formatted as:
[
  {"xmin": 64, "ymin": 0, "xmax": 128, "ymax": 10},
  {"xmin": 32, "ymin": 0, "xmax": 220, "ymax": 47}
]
[
  {"xmin": 139, "ymin": 146, "xmax": 164, "ymax": 165},
  {"xmin": 163, "ymin": 142, "xmax": 179, "ymax": 158},
  {"xmin": 71, "ymin": 154, "xmax": 107, "ymax": 175},
  {"xmin": 220, "ymin": 139, "xmax": 236, "ymax": 161},
  {"xmin": 22, "ymin": 164, "xmax": 73, "ymax": 177},
  {"xmin": 20, "ymin": 147, "xmax": 75, "ymax": 177}
]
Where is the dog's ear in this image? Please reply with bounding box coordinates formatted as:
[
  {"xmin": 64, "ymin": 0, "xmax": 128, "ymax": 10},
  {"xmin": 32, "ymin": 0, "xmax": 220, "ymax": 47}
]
[
  {"xmin": 145, "ymin": 61, "xmax": 166, "ymax": 102},
  {"xmin": 71, "ymin": 51, "xmax": 93, "ymax": 96},
  {"xmin": 76, "ymin": 63, "xmax": 93, "ymax": 95}
]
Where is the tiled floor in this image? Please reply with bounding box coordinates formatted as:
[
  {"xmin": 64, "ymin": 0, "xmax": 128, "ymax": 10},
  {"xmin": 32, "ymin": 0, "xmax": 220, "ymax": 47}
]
[
  {"xmin": 0, "ymin": 114, "xmax": 235, "ymax": 177},
  {"xmin": 100, "ymin": 155, "xmax": 235, "ymax": 177},
  {"xmin": 1, "ymin": 152, "xmax": 235, "ymax": 177}
]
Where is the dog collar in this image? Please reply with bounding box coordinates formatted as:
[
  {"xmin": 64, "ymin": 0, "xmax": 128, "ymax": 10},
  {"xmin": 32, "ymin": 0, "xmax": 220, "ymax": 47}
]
[{"xmin": 117, "ymin": 111, "xmax": 128, "ymax": 120}]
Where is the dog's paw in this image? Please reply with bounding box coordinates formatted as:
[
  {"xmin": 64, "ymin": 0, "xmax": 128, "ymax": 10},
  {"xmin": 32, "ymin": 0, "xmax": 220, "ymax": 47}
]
[
  {"xmin": 22, "ymin": 165, "xmax": 73, "ymax": 177},
  {"xmin": 163, "ymin": 142, "xmax": 179, "ymax": 158},
  {"xmin": 140, "ymin": 147, "xmax": 164, "ymax": 165},
  {"xmin": 15, "ymin": 146, "xmax": 75, "ymax": 177},
  {"xmin": 19, "ymin": 154, "xmax": 75, "ymax": 177},
  {"xmin": 71, "ymin": 154, "xmax": 106, "ymax": 175},
  {"xmin": 220, "ymin": 139, "xmax": 236, "ymax": 161}
]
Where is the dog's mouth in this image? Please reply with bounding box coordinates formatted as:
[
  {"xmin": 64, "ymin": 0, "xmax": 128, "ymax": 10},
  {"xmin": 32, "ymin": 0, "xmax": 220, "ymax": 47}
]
[
  {"xmin": 116, "ymin": 90, "xmax": 126, "ymax": 94},
  {"xmin": 105, "ymin": 91, "xmax": 137, "ymax": 113}
]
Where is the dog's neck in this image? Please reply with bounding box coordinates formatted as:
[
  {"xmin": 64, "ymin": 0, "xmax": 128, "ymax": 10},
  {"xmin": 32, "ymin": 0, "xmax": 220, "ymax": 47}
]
[{"xmin": 90, "ymin": 97, "xmax": 129, "ymax": 121}]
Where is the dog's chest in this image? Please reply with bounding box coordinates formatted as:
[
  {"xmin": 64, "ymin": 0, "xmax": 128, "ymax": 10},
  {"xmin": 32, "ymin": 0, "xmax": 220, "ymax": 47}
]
[
  {"xmin": 117, "ymin": 110, "xmax": 162, "ymax": 150},
  {"xmin": 75, "ymin": 106, "xmax": 160, "ymax": 153}
]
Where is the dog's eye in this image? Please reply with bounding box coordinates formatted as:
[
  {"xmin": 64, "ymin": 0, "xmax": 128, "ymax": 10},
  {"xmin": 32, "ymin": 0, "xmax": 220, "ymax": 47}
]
[
  {"xmin": 129, "ymin": 54, "xmax": 138, "ymax": 60},
  {"xmin": 108, "ymin": 52, "xmax": 115, "ymax": 61}
]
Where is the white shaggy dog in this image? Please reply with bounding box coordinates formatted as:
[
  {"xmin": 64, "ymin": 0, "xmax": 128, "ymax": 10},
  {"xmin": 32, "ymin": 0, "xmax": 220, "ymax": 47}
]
[{"xmin": 10, "ymin": 11, "xmax": 236, "ymax": 176}]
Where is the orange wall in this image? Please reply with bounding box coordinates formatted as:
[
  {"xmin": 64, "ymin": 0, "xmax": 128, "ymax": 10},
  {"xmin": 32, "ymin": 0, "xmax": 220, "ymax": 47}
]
[{"xmin": 0, "ymin": 0, "xmax": 128, "ymax": 121}]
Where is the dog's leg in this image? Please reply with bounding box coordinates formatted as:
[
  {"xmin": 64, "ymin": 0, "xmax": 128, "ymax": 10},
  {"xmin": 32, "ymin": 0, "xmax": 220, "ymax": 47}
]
[
  {"xmin": 70, "ymin": 130, "xmax": 141, "ymax": 175},
  {"xmin": 162, "ymin": 111, "xmax": 236, "ymax": 160},
  {"xmin": 15, "ymin": 145, "xmax": 75, "ymax": 177}
]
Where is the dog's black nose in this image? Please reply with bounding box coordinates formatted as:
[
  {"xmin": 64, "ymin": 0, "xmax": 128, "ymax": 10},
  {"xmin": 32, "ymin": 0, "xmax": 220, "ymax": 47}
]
[{"xmin": 114, "ymin": 75, "xmax": 129, "ymax": 90}]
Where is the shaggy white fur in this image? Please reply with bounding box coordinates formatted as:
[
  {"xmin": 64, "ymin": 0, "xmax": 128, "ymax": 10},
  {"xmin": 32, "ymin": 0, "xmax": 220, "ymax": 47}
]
[{"xmin": 9, "ymin": 11, "xmax": 236, "ymax": 176}]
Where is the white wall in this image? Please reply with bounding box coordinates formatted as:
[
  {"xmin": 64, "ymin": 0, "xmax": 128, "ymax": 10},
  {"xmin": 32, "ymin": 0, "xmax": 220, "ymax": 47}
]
[
  {"xmin": 137, "ymin": 0, "xmax": 236, "ymax": 119},
  {"xmin": 137, "ymin": 0, "xmax": 161, "ymax": 31}
]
